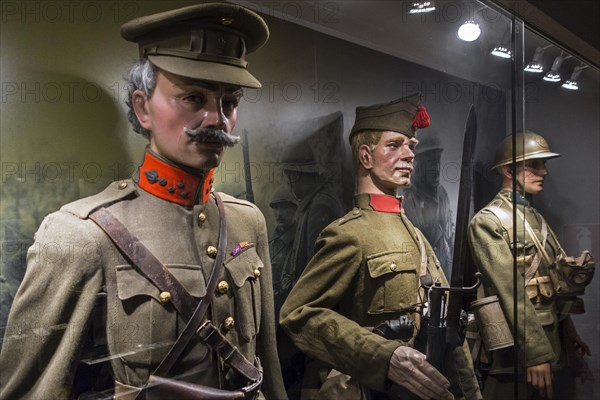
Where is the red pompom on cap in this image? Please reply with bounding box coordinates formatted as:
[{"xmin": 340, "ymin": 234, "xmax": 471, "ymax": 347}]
[{"xmin": 412, "ymin": 105, "xmax": 431, "ymax": 129}]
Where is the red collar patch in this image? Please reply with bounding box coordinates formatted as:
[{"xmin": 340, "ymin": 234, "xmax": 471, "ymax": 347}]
[
  {"xmin": 138, "ymin": 152, "xmax": 214, "ymax": 206},
  {"xmin": 368, "ymin": 193, "xmax": 403, "ymax": 213}
]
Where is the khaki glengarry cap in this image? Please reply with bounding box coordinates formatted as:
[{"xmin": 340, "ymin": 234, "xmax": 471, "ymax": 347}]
[
  {"xmin": 349, "ymin": 92, "xmax": 431, "ymax": 143},
  {"xmin": 121, "ymin": 3, "xmax": 269, "ymax": 88}
]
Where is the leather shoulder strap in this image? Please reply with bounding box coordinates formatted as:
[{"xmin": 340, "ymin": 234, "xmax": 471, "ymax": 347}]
[
  {"xmin": 485, "ymin": 205, "xmax": 514, "ymax": 243},
  {"xmin": 89, "ymin": 208, "xmax": 197, "ymax": 320}
]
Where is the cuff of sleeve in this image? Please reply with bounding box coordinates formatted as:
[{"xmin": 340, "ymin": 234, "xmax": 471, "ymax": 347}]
[{"xmin": 356, "ymin": 340, "xmax": 402, "ymax": 392}]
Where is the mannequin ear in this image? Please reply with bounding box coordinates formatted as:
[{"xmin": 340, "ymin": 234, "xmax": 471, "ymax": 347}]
[
  {"xmin": 500, "ymin": 165, "xmax": 513, "ymax": 180},
  {"xmin": 132, "ymin": 90, "xmax": 151, "ymax": 130},
  {"xmin": 358, "ymin": 145, "xmax": 374, "ymax": 170}
]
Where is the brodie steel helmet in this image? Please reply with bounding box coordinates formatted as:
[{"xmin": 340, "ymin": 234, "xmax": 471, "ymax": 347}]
[{"xmin": 492, "ymin": 130, "xmax": 560, "ymax": 170}]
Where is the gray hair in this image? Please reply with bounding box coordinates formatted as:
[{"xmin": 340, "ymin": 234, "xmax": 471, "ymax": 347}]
[{"xmin": 125, "ymin": 59, "xmax": 157, "ymax": 138}]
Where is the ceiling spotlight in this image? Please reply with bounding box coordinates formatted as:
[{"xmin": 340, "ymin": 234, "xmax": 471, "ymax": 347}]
[
  {"xmin": 491, "ymin": 46, "xmax": 512, "ymax": 58},
  {"xmin": 458, "ymin": 21, "xmax": 480, "ymax": 42},
  {"xmin": 491, "ymin": 26, "xmax": 512, "ymax": 59},
  {"xmin": 562, "ymin": 65, "xmax": 587, "ymax": 90},
  {"xmin": 524, "ymin": 45, "xmax": 551, "ymax": 73},
  {"xmin": 562, "ymin": 80, "xmax": 578, "ymax": 90},
  {"xmin": 543, "ymin": 53, "xmax": 571, "ymax": 82},
  {"xmin": 409, "ymin": 2, "xmax": 436, "ymax": 14}
]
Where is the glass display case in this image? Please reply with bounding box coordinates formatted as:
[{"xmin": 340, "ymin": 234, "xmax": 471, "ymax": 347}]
[{"xmin": 1, "ymin": 0, "xmax": 597, "ymax": 398}]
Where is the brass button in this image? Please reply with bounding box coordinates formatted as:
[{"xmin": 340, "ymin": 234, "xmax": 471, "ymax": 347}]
[
  {"xmin": 390, "ymin": 263, "xmax": 398, "ymax": 272},
  {"xmin": 118, "ymin": 181, "xmax": 128, "ymax": 190},
  {"xmin": 198, "ymin": 212, "xmax": 207, "ymax": 223},
  {"xmin": 159, "ymin": 291, "xmax": 171, "ymax": 303},
  {"xmin": 223, "ymin": 317, "xmax": 235, "ymax": 331},
  {"xmin": 217, "ymin": 280, "xmax": 229, "ymax": 294},
  {"xmin": 221, "ymin": 17, "xmax": 234, "ymax": 25},
  {"xmin": 207, "ymin": 245, "xmax": 218, "ymax": 258},
  {"xmin": 254, "ymin": 269, "xmax": 261, "ymax": 278}
]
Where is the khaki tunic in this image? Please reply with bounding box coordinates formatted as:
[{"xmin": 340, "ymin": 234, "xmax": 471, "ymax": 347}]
[
  {"xmin": 280, "ymin": 193, "xmax": 481, "ymax": 399},
  {"xmin": 0, "ymin": 178, "xmax": 286, "ymax": 400},
  {"xmin": 468, "ymin": 189, "xmax": 567, "ymax": 375}
]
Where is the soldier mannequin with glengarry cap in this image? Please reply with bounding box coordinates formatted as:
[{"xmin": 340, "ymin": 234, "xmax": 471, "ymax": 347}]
[
  {"xmin": 280, "ymin": 93, "xmax": 481, "ymax": 400},
  {"xmin": 0, "ymin": 3, "xmax": 286, "ymax": 400}
]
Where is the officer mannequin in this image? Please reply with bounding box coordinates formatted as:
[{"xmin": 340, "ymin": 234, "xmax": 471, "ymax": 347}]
[
  {"xmin": 281, "ymin": 93, "xmax": 481, "ymax": 400},
  {"xmin": 0, "ymin": 4, "xmax": 286, "ymax": 399},
  {"xmin": 468, "ymin": 131, "xmax": 591, "ymax": 399}
]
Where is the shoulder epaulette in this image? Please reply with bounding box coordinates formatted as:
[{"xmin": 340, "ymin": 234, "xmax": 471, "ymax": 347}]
[
  {"xmin": 218, "ymin": 191, "xmax": 255, "ymax": 208},
  {"xmin": 337, "ymin": 208, "xmax": 362, "ymax": 225},
  {"xmin": 61, "ymin": 179, "xmax": 137, "ymax": 219},
  {"xmin": 488, "ymin": 198, "xmax": 504, "ymax": 208}
]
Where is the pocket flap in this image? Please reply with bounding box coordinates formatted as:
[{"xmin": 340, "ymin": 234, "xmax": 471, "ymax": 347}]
[
  {"xmin": 116, "ymin": 264, "xmax": 206, "ymax": 301},
  {"xmin": 224, "ymin": 245, "xmax": 264, "ymax": 287},
  {"xmin": 366, "ymin": 251, "xmax": 418, "ymax": 278},
  {"xmin": 535, "ymin": 308, "xmax": 555, "ymax": 326}
]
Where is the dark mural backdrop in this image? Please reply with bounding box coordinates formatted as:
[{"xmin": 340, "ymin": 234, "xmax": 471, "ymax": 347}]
[{"xmin": 1, "ymin": 0, "xmax": 598, "ymax": 397}]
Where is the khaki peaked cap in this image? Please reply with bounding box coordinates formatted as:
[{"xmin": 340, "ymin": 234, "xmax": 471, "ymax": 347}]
[
  {"xmin": 121, "ymin": 3, "xmax": 269, "ymax": 88},
  {"xmin": 349, "ymin": 93, "xmax": 425, "ymax": 142}
]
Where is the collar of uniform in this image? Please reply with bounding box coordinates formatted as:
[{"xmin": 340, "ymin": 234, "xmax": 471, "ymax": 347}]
[
  {"xmin": 355, "ymin": 193, "xmax": 403, "ymax": 213},
  {"xmin": 501, "ymin": 189, "xmax": 530, "ymax": 206},
  {"xmin": 136, "ymin": 150, "xmax": 214, "ymax": 207}
]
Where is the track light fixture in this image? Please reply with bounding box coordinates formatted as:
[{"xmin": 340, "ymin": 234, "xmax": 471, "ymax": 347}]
[
  {"xmin": 408, "ymin": 2, "xmax": 436, "ymax": 14},
  {"xmin": 543, "ymin": 52, "xmax": 571, "ymax": 82},
  {"xmin": 491, "ymin": 26, "xmax": 512, "ymax": 59},
  {"xmin": 562, "ymin": 65, "xmax": 588, "ymax": 90},
  {"xmin": 524, "ymin": 45, "xmax": 552, "ymax": 73}
]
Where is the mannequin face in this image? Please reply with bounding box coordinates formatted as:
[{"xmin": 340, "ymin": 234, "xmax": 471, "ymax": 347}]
[
  {"xmin": 506, "ymin": 159, "xmax": 549, "ymax": 194},
  {"xmin": 360, "ymin": 131, "xmax": 417, "ymax": 195},
  {"xmin": 133, "ymin": 69, "xmax": 241, "ymax": 170}
]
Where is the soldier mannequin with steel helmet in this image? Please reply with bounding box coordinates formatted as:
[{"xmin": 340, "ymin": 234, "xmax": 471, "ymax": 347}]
[
  {"xmin": 468, "ymin": 131, "xmax": 592, "ymax": 399},
  {"xmin": 281, "ymin": 93, "xmax": 481, "ymax": 400},
  {"xmin": 0, "ymin": 3, "xmax": 286, "ymax": 399}
]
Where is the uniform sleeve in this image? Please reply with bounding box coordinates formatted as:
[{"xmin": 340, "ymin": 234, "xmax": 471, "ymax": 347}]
[
  {"xmin": 468, "ymin": 212, "xmax": 555, "ymax": 367},
  {"xmin": 280, "ymin": 224, "xmax": 400, "ymax": 392},
  {"xmin": 252, "ymin": 207, "xmax": 287, "ymax": 400},
  {"xmin": 0, "ymin": 211, "xmax": 104, "ymax": 400}
]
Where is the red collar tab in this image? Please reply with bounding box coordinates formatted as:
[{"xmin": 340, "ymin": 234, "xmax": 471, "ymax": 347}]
[
  {"xmin": 368, "ymin": 194, "xmax": 403, "ymax": 213},
  {"xmin": 138, "ymin": 152, "xmax": 214, "ymax": 206}
]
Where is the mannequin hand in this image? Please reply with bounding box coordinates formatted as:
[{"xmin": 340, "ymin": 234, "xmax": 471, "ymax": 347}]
[
  {"xmin": 387, "ymin": 346, "xmax": 453, "ymax": 399},
  {"xmin": 527, "ymin": 362, "xmax": 553, "ymax": 399}
]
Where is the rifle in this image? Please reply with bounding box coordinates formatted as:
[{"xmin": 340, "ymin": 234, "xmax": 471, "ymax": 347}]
[
  {"xmin": 425, "ymin": 105, "xmax": 481, "ymax": 374},
  {"xmin": 379, "ymin": 106, "xmax": 481, "ymax": 398}
]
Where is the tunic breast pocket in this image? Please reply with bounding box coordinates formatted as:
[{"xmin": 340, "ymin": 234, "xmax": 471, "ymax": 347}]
[
  {"xmin": 366, "ymin": 251, "xmax": 419, "ymax": 314},
  {"xmin": 224, "ymin": 245, "xmax": 263, "ymax": 342},
  {"xmin": 113, "ymin": 264, "xmax": 207, "ymax": 367}
]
